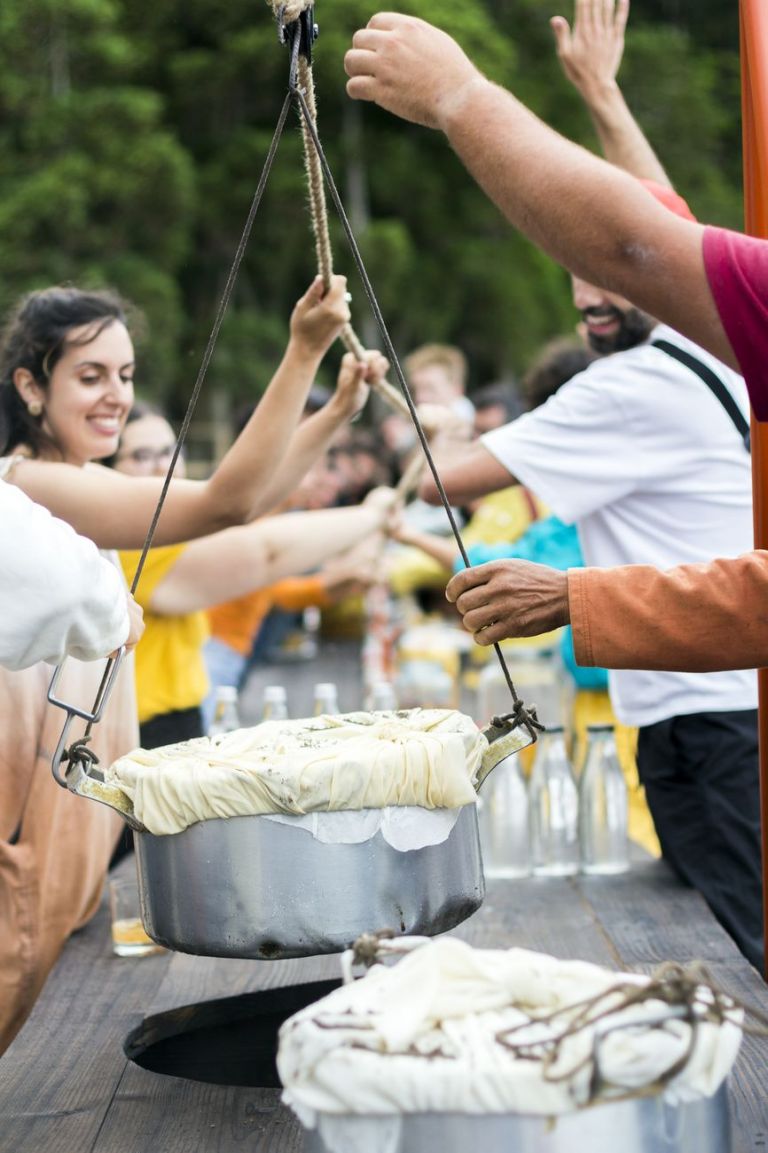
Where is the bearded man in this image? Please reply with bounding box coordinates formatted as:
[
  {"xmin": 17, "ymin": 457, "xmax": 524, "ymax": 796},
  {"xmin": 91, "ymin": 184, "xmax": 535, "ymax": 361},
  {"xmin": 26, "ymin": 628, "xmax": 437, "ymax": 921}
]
[{"xmin": 421, "ymin": 183, "xmax": 761, "ymax": 970}]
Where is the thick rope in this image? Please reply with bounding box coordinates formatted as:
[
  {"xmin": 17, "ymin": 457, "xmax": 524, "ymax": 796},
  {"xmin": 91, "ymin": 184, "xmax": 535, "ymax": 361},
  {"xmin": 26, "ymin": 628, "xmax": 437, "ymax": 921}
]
[
  {"xmin": 291, "ymin": 80, "xmax": 542, "ymax": 740},
  {"xmin": 296, "ymin": 56, "xmax": 413, "ymax": 419}
]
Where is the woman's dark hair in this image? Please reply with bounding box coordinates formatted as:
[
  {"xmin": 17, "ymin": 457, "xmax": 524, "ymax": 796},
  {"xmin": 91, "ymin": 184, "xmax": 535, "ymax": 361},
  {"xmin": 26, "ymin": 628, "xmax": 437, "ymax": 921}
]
[{"xmin": 0, "ymin": 286, "xmax": 130, "ymax": 458}]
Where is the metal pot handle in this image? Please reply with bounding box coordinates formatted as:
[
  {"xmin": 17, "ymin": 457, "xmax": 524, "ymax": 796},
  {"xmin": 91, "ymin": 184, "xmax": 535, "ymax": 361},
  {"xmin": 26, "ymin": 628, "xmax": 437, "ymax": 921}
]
[
  {"xmin": 477, "ymin": 713, "xmax": 537, "ymax": 791},
  {"xmin": 47, "ymin": 652, "xmax": 147, "ymax": 832}
]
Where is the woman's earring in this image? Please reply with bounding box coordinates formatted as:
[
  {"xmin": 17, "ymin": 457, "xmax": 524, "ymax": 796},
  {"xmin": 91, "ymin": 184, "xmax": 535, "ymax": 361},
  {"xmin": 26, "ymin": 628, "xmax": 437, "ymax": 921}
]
[{"xmin": 27, "ymin": 399, "xmax": 43, "ymax": 417}]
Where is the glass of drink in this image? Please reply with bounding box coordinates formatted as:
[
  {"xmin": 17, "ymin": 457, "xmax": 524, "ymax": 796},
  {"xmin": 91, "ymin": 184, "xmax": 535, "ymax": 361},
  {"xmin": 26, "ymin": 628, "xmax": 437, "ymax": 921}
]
[{"xmin": 109, "ymin": 877, "xmax": 165, "ymax": 957}]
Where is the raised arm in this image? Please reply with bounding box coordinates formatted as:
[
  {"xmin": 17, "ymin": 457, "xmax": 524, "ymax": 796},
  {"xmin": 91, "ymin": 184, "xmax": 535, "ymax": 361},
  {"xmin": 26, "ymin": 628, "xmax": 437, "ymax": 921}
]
[
  {"xmin": 344, "ymin": 15, "xmax": 732, "ymax": 370},
  {"xmin": 142, "ymin": 493, "xmax": 393, "ymax": 616},
  {"xmin": 8, "ymin": 277, "xmax": 351, "ymax": 548},
  {"xmin": 256, "ymin": 350, "xmax": 388, "ymax": 512},
  {"xmin": 551, "ymin": 0, "xmax": 672, "ymax": 187}
]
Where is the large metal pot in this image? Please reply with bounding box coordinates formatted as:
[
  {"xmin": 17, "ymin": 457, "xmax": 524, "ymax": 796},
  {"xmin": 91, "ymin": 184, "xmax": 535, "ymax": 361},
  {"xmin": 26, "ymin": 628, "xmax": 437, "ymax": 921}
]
[
  {"xmin": 134, "ymin": 803, "xmax": 485, "ymax": 960},
  {"xmin": 302, "ymin": 1087, "xmax": 730, "ymax": 1153},
  {"xmin": 49, "ymin": 687, "xmax": 533, "ymax": 959}
]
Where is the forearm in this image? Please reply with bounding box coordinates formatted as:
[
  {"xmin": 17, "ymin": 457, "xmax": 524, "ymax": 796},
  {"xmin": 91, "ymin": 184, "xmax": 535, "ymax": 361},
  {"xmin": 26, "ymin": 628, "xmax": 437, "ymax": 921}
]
[
  {"xmin": 257, "ymin": 395, "xmax": 354, "ymax": 512},
  {"xmin": 207, "ymin": 339, "xmax": 323, "ymax": 522},
  {"xmin": 570, "ymin": 553, "xmax": 768, "ymax": 672},
  {"xmin": 151, "ymin": 504, "xmax": 385, "ymax": 614},
  {"xmin": 579, "ymin": 80, "xmax": 672, "ymax": 186},
  {"xmin": 420, "ymin": 440, "xmax": 516, "ymax": 506},
  {"xmin": 440, "ymin": 80, "xmax": 728, "ymax": 364},
  {"xmin": 258, "ymin": 505, "xmax": 384, "ymax": 583}
]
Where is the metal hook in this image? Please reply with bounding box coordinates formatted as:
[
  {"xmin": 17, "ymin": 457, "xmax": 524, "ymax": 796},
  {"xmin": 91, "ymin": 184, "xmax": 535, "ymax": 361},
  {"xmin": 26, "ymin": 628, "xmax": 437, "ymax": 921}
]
[{"xmin": 277, "ymin": 4, "xmax": 318, "ymax": 82}]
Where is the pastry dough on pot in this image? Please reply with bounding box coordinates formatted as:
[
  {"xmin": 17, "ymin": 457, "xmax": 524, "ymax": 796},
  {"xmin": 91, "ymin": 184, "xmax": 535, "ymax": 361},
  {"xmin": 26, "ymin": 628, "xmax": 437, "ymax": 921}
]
[{"xmin": 106, "ymin": 709, "xmax": 486, "ymax": 835}]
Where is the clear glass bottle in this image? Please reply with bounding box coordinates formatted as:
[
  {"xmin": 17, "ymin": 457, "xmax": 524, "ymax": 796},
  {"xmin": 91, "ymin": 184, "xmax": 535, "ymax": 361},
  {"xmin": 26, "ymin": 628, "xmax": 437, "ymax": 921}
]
[
  {"xmin": 299, "ymin": 605, "xmax": 321, "ymax": 660},
  {"xmin": 528, "ymin": 725, "xmax": 579, "ymax": 876},
  {"xmin": 261, "ymin": 684, "xmax": 289, "ymax": 722},
  {"xmin": 578, "ymin": 724, "xmax": 629, "ymax": 875},
  {"xmin": 207, "ymin": 685, "xmax": 241, "ymax": 738},
  {"xmin": 477, "ymin": 753, "xmax": 530, "ymax": 879},
  {"xmin": 366, "ymin": 680, "xmax": 398, "ymax": 712},
  {"xmin": 313, "ymin": 682, "xmax": 340, "ymax": 716}
]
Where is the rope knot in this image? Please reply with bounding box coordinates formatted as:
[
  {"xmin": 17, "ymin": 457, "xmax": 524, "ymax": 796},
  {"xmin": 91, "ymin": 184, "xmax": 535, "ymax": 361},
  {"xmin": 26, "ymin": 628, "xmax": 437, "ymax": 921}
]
[
  {"xmin": 492, "ymin": 699, "xmax": 546, "ymax": 741},
  {"xmin": 351, "ymin": 929, "xmax": 396, "ymax": 970},
  {"xmin": 62, "ymin": 736, "xmax": 100, "ymax": 774}
]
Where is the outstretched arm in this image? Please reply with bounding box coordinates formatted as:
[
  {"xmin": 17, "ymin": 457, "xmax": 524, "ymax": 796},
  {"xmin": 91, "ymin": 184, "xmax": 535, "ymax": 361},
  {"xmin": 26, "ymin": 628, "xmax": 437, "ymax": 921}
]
[
  {"xmin": 145, "ymin": 491, "xmax": 394, "ymax": 615},
  {"xmin": 8, "ymin": 276, "xmax": 351, "ymax": 548},
  {"xmin": 344, "ymin": 15, "xmax": 732, "ymax": 370},
  {"xmin": 551, "ymin": 0, "xmax": 672, "ymax": 187}
]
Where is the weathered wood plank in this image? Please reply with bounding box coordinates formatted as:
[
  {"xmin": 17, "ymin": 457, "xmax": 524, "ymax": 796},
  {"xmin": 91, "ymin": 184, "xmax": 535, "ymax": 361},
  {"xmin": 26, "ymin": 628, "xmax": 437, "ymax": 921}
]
[{"xmin": 0, "ymin": 881, "xmax": 172, "ymax": 1153}]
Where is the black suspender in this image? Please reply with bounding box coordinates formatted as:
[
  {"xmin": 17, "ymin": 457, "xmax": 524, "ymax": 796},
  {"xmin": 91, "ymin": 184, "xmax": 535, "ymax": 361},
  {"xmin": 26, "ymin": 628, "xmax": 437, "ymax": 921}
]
[{"xmin": 651, "ymin": 338, "xmax": 751, "ymax": 453}]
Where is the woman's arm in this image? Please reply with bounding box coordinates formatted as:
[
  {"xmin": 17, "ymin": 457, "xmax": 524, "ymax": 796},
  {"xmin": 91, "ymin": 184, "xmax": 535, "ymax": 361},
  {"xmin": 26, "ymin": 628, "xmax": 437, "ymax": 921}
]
[
  {"xmin": 256, "ymin": 350, "xmax": 387, "ymax": 512},
  {"xmin": 7, "ymin": 277, "xmax": 351, "ymax": 549},
  {"xmin": 146, "ymin": 496, "xmax": 393, "ymax": 615}
]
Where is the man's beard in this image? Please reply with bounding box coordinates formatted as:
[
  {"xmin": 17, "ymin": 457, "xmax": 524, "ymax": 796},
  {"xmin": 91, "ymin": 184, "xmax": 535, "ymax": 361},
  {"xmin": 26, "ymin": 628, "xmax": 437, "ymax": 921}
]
[{"xmin": 583, "ymin": 306, "xmax": 656, "ymax": 354}]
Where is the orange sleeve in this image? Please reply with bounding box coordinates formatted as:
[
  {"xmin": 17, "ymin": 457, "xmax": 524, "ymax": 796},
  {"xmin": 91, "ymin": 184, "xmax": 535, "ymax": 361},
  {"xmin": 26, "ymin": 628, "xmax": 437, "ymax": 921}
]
[
  {"xmin": 270, "ymin": 575, "xmax": 331, "ymax": 612},
  {"xmin": 569, "ymin": 551, "xmax": 768, "ymax": 672}
]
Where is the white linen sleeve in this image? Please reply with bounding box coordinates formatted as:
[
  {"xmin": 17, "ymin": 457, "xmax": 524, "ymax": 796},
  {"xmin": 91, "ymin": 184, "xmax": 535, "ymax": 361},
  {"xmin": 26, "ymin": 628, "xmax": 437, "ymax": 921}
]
[
  {"xmin": 481, "ymin": 363, "xmax": 645, "ymax": 523},
  {"xmin": 0, "ymin": 481, "xmax": 129, "ymax": 670}
]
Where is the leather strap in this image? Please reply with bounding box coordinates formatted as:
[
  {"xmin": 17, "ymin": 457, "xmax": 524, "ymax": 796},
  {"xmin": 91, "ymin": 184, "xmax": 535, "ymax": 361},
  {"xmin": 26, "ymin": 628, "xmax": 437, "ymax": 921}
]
[{"xmin": 652, "ymin": 338, "xmax": 751, "ymax": 453}]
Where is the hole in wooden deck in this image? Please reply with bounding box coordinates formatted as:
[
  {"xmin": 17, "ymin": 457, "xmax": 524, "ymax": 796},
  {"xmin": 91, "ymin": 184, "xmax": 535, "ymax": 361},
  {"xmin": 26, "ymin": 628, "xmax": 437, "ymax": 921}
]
[{"xmin": 124, "ymin": 978, "xmax": 340, "ymax": 1087}]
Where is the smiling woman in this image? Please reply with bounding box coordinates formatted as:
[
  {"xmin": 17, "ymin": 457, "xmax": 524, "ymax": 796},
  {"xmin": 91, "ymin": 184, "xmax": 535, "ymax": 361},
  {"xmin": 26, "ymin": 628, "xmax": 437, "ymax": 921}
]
[{"xmin": 0, "ymin": 275, "xmax": 383, "ymax": 1054}]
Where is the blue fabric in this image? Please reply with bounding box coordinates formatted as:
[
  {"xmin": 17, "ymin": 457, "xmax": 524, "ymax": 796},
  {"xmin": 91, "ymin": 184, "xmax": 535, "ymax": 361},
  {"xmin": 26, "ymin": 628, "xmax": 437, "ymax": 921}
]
[{"xmin": 458, "ymin": 516, "xmax": 608, "ymax": 690}]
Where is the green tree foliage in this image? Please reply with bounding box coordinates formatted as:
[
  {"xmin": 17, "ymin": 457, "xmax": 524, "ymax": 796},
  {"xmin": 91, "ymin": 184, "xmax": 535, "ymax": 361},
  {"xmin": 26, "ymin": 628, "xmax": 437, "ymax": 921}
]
[{"xmin": 0, "ymin": 0, "xmax": 745, "ymax": 415}]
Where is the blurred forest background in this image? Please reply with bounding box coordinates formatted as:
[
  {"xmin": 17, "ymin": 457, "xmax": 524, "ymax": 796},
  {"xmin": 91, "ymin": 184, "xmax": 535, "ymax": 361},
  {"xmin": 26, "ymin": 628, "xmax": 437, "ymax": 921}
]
[{"xmin": 0, "ymin": 0, "xmax": 742, "ymax": 450}]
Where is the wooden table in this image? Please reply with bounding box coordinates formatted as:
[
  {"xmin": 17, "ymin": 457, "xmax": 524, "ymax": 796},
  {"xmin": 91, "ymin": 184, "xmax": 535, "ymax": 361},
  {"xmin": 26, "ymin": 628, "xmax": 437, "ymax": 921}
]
[
  {"xmin": 2, "ymin": 644, "xmax": 766, "ymax": 1150},
  {"xmin": 0, "ymin": 858, "xmax": 766, "ymax": 1153}
]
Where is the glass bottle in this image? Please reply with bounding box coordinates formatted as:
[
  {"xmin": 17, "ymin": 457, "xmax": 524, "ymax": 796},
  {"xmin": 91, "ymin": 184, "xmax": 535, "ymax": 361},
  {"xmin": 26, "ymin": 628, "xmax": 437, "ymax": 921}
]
[
  {"xmin": 366, "ymin": 680, "xmax": 398, "ymax": 712},
  {"xmin": 261, "ymin": 684, "xmax": 289, "ymax": 722},
  {"xmin": 528, "ymin": 726, "xmax": 579, "ymax": 876},
  {"xmin": 578, "ymin": 724, "xmax": 629, "ymax": 875},
  {"xmin": 313, "ymin": 682, "xmax": 340, "ymax": 716},
  {"xmin": 207, "ymin": 685, "xmax": 241, "ymax": 738},
  {"xmin": 300, "ymin": 605, "xmax": 321, "ymax": 660},
  {"xmin": 477, "ymin": 753, "xmax": 530, "ymax": 879}
]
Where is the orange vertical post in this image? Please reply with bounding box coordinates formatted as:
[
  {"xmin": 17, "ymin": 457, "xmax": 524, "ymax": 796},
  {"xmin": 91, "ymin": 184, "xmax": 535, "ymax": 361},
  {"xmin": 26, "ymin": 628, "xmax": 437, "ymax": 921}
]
[{"xmin": 739, "ymin": 0, "xmax": 768, "ymax": 978}]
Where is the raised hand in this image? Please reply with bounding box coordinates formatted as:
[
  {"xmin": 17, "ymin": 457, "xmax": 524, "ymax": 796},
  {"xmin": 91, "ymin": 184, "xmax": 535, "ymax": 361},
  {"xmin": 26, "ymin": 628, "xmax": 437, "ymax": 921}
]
[
  {"xmin": 334, "ymin": 349, "xmax": 389, "ymax": 418},
  {"xmin": 290, "ymin": 275, "xmax": 351, "ymax": 359},
  {"xmin": 551, "ymin": 0, "xmax": 629, "ymax": 101},
  {"xmin": 345, "ymin": 13, "xmax": 484, "ymax": 132}
]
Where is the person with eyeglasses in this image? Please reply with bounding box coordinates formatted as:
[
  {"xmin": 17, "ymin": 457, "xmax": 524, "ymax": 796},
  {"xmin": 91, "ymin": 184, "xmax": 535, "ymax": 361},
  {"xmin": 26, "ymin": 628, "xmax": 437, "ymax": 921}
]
[{"xmin": 111, "ymin": 397, "xmax": 394, "ymax": 750}]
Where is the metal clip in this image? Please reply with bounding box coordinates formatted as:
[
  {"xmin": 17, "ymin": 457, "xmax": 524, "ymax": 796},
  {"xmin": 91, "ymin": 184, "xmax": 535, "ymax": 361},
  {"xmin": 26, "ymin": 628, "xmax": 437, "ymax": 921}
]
[
  {"xmin": 47, "ymin": 651, "xmax": 137, "ymax": 819},
  {"xmin": 277, "ymin": 4, "xmax": 318, "ymax": 72},
  {"xmin": 477, "ymin": 705, "xmax": 544, "ymax": 792}
]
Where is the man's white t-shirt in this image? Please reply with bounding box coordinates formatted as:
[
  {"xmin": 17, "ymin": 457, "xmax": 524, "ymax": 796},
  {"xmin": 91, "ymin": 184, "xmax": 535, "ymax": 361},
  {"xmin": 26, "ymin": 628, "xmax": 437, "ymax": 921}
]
[{"xmin": 482, "ymin": 324, "xmax": 757, "ymax": 727}]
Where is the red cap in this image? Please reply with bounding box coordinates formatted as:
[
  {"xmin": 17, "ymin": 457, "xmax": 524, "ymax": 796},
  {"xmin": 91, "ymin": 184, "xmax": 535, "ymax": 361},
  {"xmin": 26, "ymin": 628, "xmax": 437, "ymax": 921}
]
[{"xmin": 639, "ymin": 179, "xmax": 698, "ymax": 223}]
